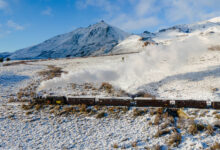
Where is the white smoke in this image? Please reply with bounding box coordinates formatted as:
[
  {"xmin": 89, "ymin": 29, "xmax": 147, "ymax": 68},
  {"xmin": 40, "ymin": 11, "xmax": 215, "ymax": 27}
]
[{"xmin": 38, "ymin": 33, "xmax": 220, "ymax": 93}]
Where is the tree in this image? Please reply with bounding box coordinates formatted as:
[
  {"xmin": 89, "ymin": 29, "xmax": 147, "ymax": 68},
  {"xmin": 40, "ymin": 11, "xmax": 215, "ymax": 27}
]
[
  {"xmin": 0, "ymin": 57, "xmax": 3, "ymax": 63},
  {"xmin": 6, "ymin": 58, "xmax": 10, "ymax": 61}
]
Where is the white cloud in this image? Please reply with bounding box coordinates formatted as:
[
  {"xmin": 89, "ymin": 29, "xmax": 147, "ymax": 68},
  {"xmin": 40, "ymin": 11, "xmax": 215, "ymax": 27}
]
[
  {"xmin": 76, "ymin": 0, "xmax": 119, "ymax": 15},
  {"xmin": 161, "ymin": 0, "xmax": 220, "ymax": 23},
  {"xmin": 135, "ymin": 0, "xmax": 157, "ymax": 17},
  {"xmin": 111, "ymin": 14, "xmax": 160, "ymax": 31},
  {"xmin": 7, "ymin": 20, "xmax": 24, "ymax": 30},
  {"xmin": 0, "ymin": 0, "xmax": 8, "ymax": 11},
  {"xmin": 41, "ymin": 7, "xmax": 53, "ymax": 16},
  {"xmin": 76, "ymin": 0, "xmax": 220, "ymax": 32}
]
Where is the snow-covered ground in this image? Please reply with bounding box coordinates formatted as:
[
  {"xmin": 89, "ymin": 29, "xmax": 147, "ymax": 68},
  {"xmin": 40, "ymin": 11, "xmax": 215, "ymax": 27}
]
[
  {"xmin": 1, "ymin": 51, "xmax": 220, "ymax": 149},
  {"xmin": 1, "ymin": 17, "xmax": 220, "ymax": 149}
]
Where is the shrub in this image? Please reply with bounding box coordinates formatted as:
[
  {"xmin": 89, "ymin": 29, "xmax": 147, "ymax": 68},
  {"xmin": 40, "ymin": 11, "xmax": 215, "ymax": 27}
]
[
  {"xmin": 21, "ymin": 104, "xmax": 34, "ymax": 110},
  {"xmin": 113, "ymin": 143, "xmax": 118, "ymax": 148},
  {"xmin": 168, "ymin": 132, "xmax": 182, "ymax": 147},
  {"xmin": 197, "ymin": 123, "xmax": 205, "ymax": 131},
  {"xmin": 99, "ymin": 82, "xmax": 113, "ymax": 93},
  {"xmin": 17, "ymin": 91, "xmax": 24, "ymax": 99},
  {"xmin": 94, "ymin": 105, "xmax": 101, "ymax": 111},
  {"xmin": 131, "ymin": 141, "xmax": 137, "ymax": 147},
  {"xmin": 154, "ymin": 145, "xmax": 162, "ymax": 150},
  {"xmin": 206, "ymin": 124, "xmax": 214, "ymax": 135},
  {"xmin": 157, "ymin": 108, "xmax": 164, "ymax": 115},
  {"xmin": 79, "ymin": 104, "xmax": 87, "ymax": 113},
  {"xmin": 25, "ymin": 111, "xmax": 33, "ymax": 115},
  {"xmin": 215, "ymin": 114, "xmax": 220, "ymax": 119},
  {"xmin": 188, "ymin": 123, "xmax": 198, "ymax": 135},
  {"xmin": 96, "ymin": 112, "xmax": 106, "ymax": 119},
  {"xmin": 133, "ymin": 108, "xmax": 145, "ymax": 117},
  {"xmin": 155, "ymin": 129, "xmax": 171, "ymax": 137},
  {"xmin": 108, "ymin": 107, "xmax": 116, "ymax": 113},
  {"xmin": 154, "ymin": 114, "xmax": 161, "ymax": 125},
  {"xmin": 35, "ymin": 104, "xmax": 42, "ymax": 111},
  {"xmin": 210, "ymin": 142, "xmax": 220, "ymax": 150},
  {"xmin": 122, "ymin": 106, "xmax": 129, "ymax": 113}
]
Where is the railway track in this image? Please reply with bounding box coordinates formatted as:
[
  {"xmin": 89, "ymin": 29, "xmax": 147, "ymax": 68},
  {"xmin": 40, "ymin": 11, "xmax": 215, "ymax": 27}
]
[{"xmin": 34, "ymin": 96, "xmax": 220, "ymax": 109}]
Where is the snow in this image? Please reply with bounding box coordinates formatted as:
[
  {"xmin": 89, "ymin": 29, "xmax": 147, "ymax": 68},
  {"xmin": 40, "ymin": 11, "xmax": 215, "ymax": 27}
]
[
  {"xmin": 208, "ymin": 17, "xmax": 220, "ymax": 23},
  {"xmin": 1, "ymin": 16, "xmax": 220, "ymax": 149},
  {"xmin": 111, "ymin": 35, "xmax": 146, "ymax": 54}
]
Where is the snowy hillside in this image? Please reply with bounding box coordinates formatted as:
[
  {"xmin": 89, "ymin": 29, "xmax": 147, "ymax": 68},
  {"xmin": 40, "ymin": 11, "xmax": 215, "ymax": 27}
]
[
  {"xmin": 110, "ymin": 35, "xmax": 146, "ymax": 54},
  {"xmin": 110, "ymin": 17, "xmax": 220, "ymax": 55},
  {"xmin": 8, "ymin": 21, "xmax": 130, "ymax": 60}
]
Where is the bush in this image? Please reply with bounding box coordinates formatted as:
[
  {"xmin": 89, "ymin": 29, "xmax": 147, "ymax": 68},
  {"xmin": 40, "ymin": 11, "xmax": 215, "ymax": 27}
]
[
  {"xmin": 155, "ymin": 129, "xmax": 171, "ymax": 137},
  {"xmin": 131, "ymin": 141, "xmax": 137, "ymax": 147},
  {"xmin": 96, "ymin": 112, "xmax": 106, "ymax": 118},
  {"xmin": 207, "ymin": 124, "xmax": 214, "ymax": 135},
  {"xmin": 0, "ymin": 57, "xmax": 3, "ymax": 63},
  {"xmin": 99, "ymin": 82, "xmax": 113, "ymax": 93},
  {"xmin": 6, "ymin": 57, "xmax": 10, "ymax": 61},
  {"xmin": 133, "ymin": 108, "xmax": 145, "ymax": 117},
  {"xmin": 210, "ymin": 142, "xmax": 220, "ymax": 150},
  {"xmin": 113, "ymin": 143, "xmax": 118, "ymax": 148},
  {"xmin": 188, "ymin": 123, "xmax": 198, "ymax": 135},
  {"xmin": 168, "ymin": 132, "xmax": 182, "ymax": 147}
]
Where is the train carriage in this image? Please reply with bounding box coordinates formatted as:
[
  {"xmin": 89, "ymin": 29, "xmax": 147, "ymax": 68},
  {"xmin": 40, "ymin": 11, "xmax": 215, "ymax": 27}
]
[
  {"xmin": 97, "ymin": 97, "xmax": 131, "ymax": 106},
  {"xmin": 134, "ymin": 98, "xmax": 170, "ymax": 107},
  {"xmin": 67, "ymin": 96, "xmax": 95, "ymax": 105},
  {"xmin": 212, "ymin": 101, "xmax": 220, "ymax": 109},
  {"xmin": 175, "ymin": 100, "xmax": 207, "ymax": 108}
]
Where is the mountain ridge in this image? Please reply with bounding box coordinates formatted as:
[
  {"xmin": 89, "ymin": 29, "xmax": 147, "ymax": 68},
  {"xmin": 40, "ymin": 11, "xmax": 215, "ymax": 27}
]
[{"xmin": 7, "ymin": 21, "xmax": 130, "ymax": 60}]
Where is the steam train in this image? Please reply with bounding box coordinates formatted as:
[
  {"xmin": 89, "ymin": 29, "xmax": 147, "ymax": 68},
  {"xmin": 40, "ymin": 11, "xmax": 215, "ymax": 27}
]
[{"xmin": 34, "ymin": 95, "xmax": 220, "ymax": 109}]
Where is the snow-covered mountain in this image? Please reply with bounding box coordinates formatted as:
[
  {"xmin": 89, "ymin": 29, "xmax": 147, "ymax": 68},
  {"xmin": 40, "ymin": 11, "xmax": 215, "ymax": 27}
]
[
  {"xmin": 0, "ymin": 52, "xmax": 11, "ymax": 59},
  {"xmin": 158, "ymin": 17, "xmax": 220, "ymax": 33},
  {"xmin": 8, "ymin": 21, "xmax": 130, "ymax": 60},
  {"xmin": 112, "ymin": 17, "xmax": 220, "ymax": 54}
]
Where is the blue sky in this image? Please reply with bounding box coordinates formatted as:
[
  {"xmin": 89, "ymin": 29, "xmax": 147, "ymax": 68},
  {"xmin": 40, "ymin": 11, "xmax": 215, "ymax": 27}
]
[{"xmin": 0, "ymin": 0, "xmax": 220, "ymax": 53}]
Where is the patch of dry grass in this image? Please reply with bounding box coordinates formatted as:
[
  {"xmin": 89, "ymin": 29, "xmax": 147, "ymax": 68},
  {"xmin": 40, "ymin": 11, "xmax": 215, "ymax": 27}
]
[
  {"xmin": 206, "ymin": 124, "xmax": 214, "ymax": 135},
  {"xmin": 215, "ymin": 114, "xmax": 220, "ymax": 119},
  {"xmin": 96, "ymin": 112, "xmax": 106, "ymax": 119},
  {"xmin": 131, "ymin": 141, "xmax": 137, "ymax": 147},
  {"xmin": 208, "ymin": 45, "xmax": 220, "ymax": 51},
  {"xmin": 113, "ymin": 143, "xmax": 119, "ymax": 148},
  {"xmin": 167, "ymin": 132, "xmax": 182, "ymax": 147},
  {"xmin": 3, "ymin": 60, "xmax": 28, "ymax": 66},
  {"xmin": 188, "ymin": 123, "xmax": 198, "ymax": 135},
  {"xmin": 38, "ymin": 65, "xmax": 66, "ymax": 80},
  {"xmin": 99, "ymin": 82, "xmax": 113, "ymax": 93},
  {"xmin": 133, "ymin": 108, "xmax": 146, "ymax": 117},
  {"xmin": 155, "ymin": 128, "xmax": 171, "ymax": 137},
  {"xmin": 210, "ymin": 142, "xmax": 220, "ymax": 150}
]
